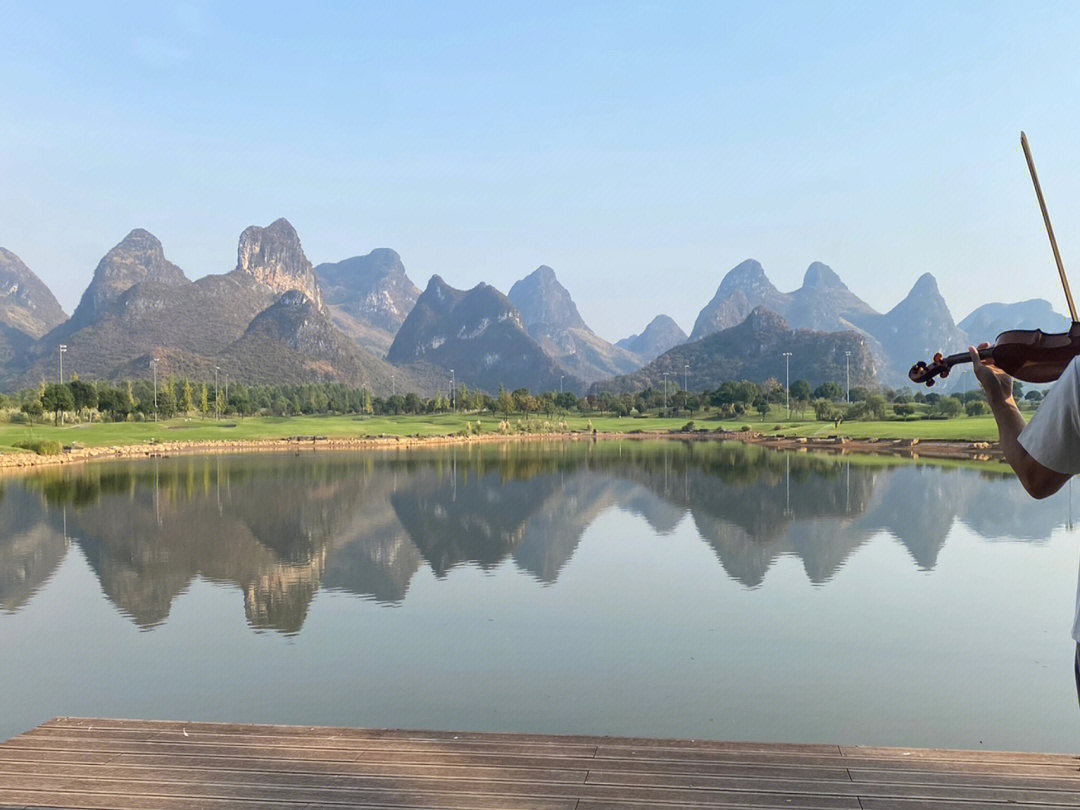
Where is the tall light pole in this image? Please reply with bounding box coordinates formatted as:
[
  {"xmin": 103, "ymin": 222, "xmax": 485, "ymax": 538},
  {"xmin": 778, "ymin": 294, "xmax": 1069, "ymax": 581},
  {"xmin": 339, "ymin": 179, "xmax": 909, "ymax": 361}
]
[
  {"xmin": 782, "ymin": 351, "xmax": 792, "ymax": 418},
  {"xmin": 559, "ymin": 375, "xmax": 564, "ymax": 395},
  {"xmin": 214, "ymin": 366, "xmax": 220, "ymax": 420},
  {"xmin": 391, "ymin": 374, "xmax": 395, "ymax": 397},
  {"xmin": 844, "ymin": 350, "xmax": 851, "ymax": 404},
  {"xmin": 450, "ymin": 369, "xmax": 455, "ymax": 411},
  {"xmin": 57, "ymin": 344, "xmax": 67, "ymax": 384},
  {"xmin": 663, "ymin": 372, "xmax": 669, "ymax": 411},
  {"xmin": 683, "ymin": 364, "xmax": 689, "ymax": 395},
  {"xmin": 149, "ymin": 360, "xmax": 158, "ymax": 425}
]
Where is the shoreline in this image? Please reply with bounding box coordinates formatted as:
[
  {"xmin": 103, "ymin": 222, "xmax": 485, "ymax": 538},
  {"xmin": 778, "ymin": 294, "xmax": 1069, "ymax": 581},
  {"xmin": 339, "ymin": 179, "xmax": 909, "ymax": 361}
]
[{"xmin": 0, "ymin": 428, "xmax": 1005, "ymax": 474}]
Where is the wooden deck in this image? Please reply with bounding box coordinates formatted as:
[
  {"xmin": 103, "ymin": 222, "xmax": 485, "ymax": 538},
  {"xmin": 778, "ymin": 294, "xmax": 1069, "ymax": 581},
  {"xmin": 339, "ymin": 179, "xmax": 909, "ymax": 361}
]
[{"xmin": 1, "ymin": 718, "xmax": 1079, "ymax": 809}]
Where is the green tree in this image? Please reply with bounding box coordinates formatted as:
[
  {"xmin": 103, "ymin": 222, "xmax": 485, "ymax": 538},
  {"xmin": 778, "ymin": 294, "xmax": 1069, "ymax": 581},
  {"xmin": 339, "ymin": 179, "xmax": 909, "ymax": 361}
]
[
  {"xmin": 159, "ymin": 376, "xmax": 177, "ymax": 417},
  {"xmin": 865, "ymin": 392, "xmax": 887, "ymax": 420},
  {"xmin": 199, "ymin": 384, "xmax": 210, "ymax": 418},
  {"xmin": 181, "ymin": 379, "xmax": 195, "ymax": 415},
  {"xmin": 812, "ymin": 381, "xmax": 843, "ymax": 401},
  {"xmin": 67, "ymin": 379, "xmax": 97, "ymax": 420},
  {"xmin": 41, "ymin": 383, "xmax": 75, "ymax": 425},
  {"xmin": 20, "ymin": 399, "xmax": 42, "ymax": 426},
  {"xmin": 812, "ymin": 398, "xmax": 841, "ymax": 422},
  {"xmin": 931, "ymin": 395, "xmax": 963, "ymax": 418},
  {"xmin": 789, "ymin": 379, "xmax": 811, "ymax": 402},
  {"xmin": 497, "ymin": 384, "xmax": 513, "ymax": 418}
]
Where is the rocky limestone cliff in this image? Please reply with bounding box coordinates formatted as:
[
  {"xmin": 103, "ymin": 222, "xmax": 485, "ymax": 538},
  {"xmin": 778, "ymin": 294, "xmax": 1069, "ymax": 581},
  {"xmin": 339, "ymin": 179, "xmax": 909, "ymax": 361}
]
[
  {"xmin": 314, "ymin": 248, "xmax": 420, "ymax": 356},
  {"xmin": 616, "ymin": 315, "xmax": 687, "ymax": 363},
  {"xmin": 0, "ymin": 248, "xmax": 68, "ymax": 339},
  {"xmin": 690, "ymin": 259, "xmax": 789, "ymax": 340},
  {"xmin": 235, "ymin": 218, "xmax": 323, "ymax": 310},
  {"xmin": 507, "ymin": 265, "xmax": 640, "ymax": 383},
  {"xmin": 508, "ymin": 265, "xmax": 588, "ymax": 333},
  {"xmin": 67, "ymin": 229, "xmax": 189, "ymax": 330},
  {"xmin": 388, "ymin": 274, "xmax": 576, "ymax": 393}
]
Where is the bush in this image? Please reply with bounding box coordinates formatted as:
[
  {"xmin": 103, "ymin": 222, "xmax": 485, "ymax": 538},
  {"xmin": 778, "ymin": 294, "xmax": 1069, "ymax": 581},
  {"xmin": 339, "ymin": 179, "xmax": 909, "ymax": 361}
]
[
  {"xmin": 681, "ymin": 421, "xmax": 696, "ymax": 432},
  {"xmin": 965, "ymin": 400, "xmax": 988, "ymax": 417},
  {"xmin": 13, "ymin": 439, "xmax": 62, "ymax": 455},
  {"xmin": 893, "ymin": 403, "xmax": 916, "ymax": 417},
  {"xmin": 812, "ymin": 398, "xmax": 842, "ymax": 421}
]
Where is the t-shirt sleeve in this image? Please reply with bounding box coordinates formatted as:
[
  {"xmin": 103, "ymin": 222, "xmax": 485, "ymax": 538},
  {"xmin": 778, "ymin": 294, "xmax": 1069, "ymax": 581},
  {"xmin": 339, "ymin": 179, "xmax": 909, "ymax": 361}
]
[{"xmin": 1018, "ymin": 356, "xmax": 1080, "ymax": 474}]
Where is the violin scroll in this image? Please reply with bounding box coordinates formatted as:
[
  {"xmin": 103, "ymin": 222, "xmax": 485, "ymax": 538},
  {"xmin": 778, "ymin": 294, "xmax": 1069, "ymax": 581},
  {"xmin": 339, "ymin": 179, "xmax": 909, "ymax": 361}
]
[{"xmin": 908, "ymin": 352, "xmax": 952, "ymax": 387}]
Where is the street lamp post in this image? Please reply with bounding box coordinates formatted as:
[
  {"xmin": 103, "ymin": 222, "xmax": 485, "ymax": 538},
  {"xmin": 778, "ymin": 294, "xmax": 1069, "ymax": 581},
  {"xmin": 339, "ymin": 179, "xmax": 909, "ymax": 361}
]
[
  {"xmin": 391, "ymin": 374, "xmax": 395, "ymax": 397},
  {"xmin": 450, "ymin": 369, "xmax": 455, "ymax": 411},
  {"xmin": 151, "ymin": 358, "xmax": 159, "ymax": 422},
  {"xmin": 663, "ymin": 372, "xmax": 669, "ymax": 411},
  {"xmin": 214, "ymin": 366, "xmax": 220, "ymax": 420},
  {"xmin": 782, "ymin": 352, "xmax": 792, "ymax": 417},
  {"xmin": 844, "ymin": 351, "xmax": 851, "ymax": 404},
  {"xmin": 683, "ymin": 364, "xmax": 689, "ymax": 395},
  {"xmin": 559, "ymin": 375, "xmax": 564, "ymax": 395},
  {"xmin": 57, "ymin": 344, "xmax": 67, "ymax": 384}
]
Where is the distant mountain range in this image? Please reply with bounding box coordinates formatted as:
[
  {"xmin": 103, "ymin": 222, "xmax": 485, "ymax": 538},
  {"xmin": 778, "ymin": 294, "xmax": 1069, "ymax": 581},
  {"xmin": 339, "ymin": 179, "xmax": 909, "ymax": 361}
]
[
  {"xmin": 507, "ymin": 266, "xmax": 640, "ymax": 383},
  {"xmin": 0, "ymin": 224, "xmax": 1070, "ymax": 394},
  {"xmin": 596, "ymin": 307, "xmax": 875, "ymax": 393}
]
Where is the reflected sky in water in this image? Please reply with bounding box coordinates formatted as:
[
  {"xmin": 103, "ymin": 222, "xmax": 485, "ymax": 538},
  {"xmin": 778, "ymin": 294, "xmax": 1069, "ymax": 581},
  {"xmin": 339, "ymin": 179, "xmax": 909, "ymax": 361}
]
[{"xmin": 1, "ymin": 441, "xmax": 1077, "ymax": 751}]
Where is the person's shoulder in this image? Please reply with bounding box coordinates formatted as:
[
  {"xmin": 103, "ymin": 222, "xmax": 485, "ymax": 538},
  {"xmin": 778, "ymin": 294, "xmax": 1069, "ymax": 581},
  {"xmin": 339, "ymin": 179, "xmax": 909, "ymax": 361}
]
[{"xmin": 1066, "ymin": 354, "xmax": 1080, "ymax": 380}]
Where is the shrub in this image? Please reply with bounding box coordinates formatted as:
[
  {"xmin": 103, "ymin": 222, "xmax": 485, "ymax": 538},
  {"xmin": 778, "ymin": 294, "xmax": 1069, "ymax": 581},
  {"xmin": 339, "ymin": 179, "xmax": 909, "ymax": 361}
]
[
  {"xmin": 13, "ymin": 439, "xmax": 62, "ymax": 455},
  {"xmin": 965, "ymin": 400, "xmax": 988, "ymax": 417}
]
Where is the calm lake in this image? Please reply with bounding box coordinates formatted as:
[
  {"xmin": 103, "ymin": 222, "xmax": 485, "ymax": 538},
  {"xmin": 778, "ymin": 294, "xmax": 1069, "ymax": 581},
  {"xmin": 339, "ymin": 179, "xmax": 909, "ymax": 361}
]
[{"xmin": 2, "ymin": 440, "xmax": 1078, "ymax": 752}]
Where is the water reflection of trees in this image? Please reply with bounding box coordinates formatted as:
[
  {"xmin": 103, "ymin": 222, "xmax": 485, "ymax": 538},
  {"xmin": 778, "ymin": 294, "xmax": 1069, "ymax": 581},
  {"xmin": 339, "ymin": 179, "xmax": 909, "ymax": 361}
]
[{"xmin": 0, "ymin": 442, "xmax": 1068, "ymax": 630}]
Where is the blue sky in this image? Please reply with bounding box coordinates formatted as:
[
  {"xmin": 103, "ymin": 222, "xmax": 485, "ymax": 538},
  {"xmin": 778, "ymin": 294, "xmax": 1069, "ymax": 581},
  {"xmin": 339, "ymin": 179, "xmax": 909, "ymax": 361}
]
[{"xmin": 3, "ymin": 1, "xmax": 1080, "ymax": 340}]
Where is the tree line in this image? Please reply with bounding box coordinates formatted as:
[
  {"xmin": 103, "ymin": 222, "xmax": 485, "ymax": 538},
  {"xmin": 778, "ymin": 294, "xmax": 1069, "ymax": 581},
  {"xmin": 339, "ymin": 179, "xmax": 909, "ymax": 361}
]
[{"xmin": 2, "ymin": 375, "xmax": 1039, "ymax": 426}]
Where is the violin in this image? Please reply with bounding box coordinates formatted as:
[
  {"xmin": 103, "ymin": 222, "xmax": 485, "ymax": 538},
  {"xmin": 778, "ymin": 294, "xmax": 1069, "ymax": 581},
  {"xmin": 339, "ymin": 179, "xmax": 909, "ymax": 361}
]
[
  {"xmin": 910, "ymin": 132, "xmax": 1080, "ymax": 387},
  {"xmin": 909, "ymin": 322, "xmax": 1080, "ymax": 386}
]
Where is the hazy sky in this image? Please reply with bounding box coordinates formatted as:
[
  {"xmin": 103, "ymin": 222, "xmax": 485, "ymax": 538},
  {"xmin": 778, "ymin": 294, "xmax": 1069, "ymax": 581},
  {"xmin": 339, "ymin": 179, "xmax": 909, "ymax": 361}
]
[{"xmin": 4, "ymin": 1, "xmax": 1080, "ymax": 341}]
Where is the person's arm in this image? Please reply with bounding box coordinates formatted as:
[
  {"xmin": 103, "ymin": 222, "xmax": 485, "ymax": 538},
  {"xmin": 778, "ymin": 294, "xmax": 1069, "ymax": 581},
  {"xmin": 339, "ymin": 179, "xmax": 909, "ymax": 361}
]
[{"xmin": 968, "ymin": 344, "xmax": 1070, "ymax": 499}]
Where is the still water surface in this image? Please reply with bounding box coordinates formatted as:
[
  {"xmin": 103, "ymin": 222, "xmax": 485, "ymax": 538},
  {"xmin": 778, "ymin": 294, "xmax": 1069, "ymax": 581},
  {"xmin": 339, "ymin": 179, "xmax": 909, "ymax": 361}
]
[{"xmin": 2, "ymin": 441, "xmax": 1078, "ymax": 751}]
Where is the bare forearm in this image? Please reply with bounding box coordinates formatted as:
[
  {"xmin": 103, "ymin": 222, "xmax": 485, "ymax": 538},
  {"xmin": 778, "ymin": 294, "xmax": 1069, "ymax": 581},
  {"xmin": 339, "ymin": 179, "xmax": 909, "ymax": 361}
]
[{"xmin": 988, "ymin": 395, "xmax": 1068, "ymax": 498}]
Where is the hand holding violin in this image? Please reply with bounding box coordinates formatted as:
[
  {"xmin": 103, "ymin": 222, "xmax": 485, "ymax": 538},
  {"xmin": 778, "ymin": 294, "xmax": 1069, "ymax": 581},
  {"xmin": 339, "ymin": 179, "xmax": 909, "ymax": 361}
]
[{"xmin": 967, "ymin": 342, "xmax": 1013, "ymax": 406}]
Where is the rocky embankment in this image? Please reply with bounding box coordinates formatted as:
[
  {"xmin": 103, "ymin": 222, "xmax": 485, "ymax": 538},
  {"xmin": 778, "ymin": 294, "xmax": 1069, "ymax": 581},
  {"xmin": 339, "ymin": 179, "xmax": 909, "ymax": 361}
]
[{"xmin": 0, "ymin": 429, "xmax": 1004, "ymax": 474}]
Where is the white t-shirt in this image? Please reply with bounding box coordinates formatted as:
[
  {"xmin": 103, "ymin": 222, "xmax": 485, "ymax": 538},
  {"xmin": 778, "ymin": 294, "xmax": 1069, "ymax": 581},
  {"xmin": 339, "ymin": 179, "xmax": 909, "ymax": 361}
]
[
  {"xmin": 1017, "ymin": 355, "xmax": 1080, "ymax": 475},
  {"xmin": 1016, "ymin": 356, "xmax": 1080, "ymax": 642}
]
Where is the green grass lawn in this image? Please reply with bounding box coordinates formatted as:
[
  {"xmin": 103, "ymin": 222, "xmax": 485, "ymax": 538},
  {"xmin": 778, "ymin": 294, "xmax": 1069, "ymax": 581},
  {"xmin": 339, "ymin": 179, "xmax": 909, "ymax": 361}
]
[{"xmin": 0, "ymin": 407, "xmax": 1012, "ymax": 455}]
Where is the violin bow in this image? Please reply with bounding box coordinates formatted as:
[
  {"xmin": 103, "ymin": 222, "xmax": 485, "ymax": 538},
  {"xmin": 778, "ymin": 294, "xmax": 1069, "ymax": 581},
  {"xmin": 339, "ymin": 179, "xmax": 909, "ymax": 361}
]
[{"xmin": 1021, "ymin": 131, "xmax": 1078, "ymax": 322}]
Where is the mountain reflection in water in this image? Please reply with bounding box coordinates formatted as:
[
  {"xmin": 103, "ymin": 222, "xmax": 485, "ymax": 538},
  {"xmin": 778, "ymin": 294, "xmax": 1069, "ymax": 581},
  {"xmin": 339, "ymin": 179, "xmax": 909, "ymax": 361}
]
[{"xmin": 0, "ymin": 441, "xmax": 1067, "ymax": 633}]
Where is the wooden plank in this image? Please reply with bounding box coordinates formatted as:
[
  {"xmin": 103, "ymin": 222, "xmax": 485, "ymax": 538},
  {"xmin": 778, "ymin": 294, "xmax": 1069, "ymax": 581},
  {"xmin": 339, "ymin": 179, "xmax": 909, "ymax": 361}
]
[
  {"xmin": 1, "ymin": 772, "xmax": 861, "ymax": 809},
  {"xmin": 0, "ymin": 778, "xmax": 580, "ymax": 809},
  {"xmin": 43, "ymin": 717, "xmax": 844, "ymax": 754},
  {"xmin": 846, "ymin": 765, "xmax": 1080, "ymax": 790},
  {"xmin": 858, "ymin": 799, "xmax": 1062, "ymax": 810},
  {"xmin": 0, "ymin": 792, "xmax": 305, "ymax": 810},
  {"xmin": 593, "ymin": 743, "xmax": 1080, "ymax": 775},
  {"xmin": 41, "ymin": 718, "xmax": 604, "ymax": 748},
  {"xmin": 14, "ymin": 734, "xmax": 1080, "ymax": 782},
  {"xmin": 584, "ymin": 768, "xmax": 1080, "ymax": 804},
  {"xmin": 840, "ymin": 744, "xmax": 1080, "ymax": 766},
  {"xmin": 4, "ymin": 731, "xmax": 598, "ymax": 759},
  {"xmin": 9, "ymin": 719, "xmax": 1080, "ymax": 810},
  {"xmin": 0, "ymin": 760, "xmax": 588, "ymax": 787}
]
